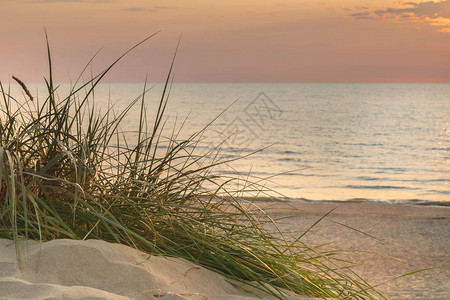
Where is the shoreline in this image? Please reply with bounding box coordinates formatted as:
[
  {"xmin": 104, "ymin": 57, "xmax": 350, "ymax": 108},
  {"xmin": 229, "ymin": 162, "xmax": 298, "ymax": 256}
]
[
  {"xmin": 233, "ymin": 196, "xmax": 450, "ymax": 207},
  {"xmin": 1, "ymin": 201, "xmax": 449, "ymax": 299}
]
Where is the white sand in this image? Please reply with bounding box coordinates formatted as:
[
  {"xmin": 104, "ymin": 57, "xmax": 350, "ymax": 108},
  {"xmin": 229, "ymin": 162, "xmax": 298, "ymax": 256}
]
[
  {"xmin": 0, "ymin": 238, "xmax": 302, "ymax": 300},
  {"xmin": 1, "ymin": 202, "xmax": 449, "ymax": 299}
]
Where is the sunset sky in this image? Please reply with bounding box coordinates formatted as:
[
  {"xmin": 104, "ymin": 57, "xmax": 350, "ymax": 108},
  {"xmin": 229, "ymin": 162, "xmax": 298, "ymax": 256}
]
[{"xmin": 1, "ymin": 0, "xmax": 449, "ymax": 82}]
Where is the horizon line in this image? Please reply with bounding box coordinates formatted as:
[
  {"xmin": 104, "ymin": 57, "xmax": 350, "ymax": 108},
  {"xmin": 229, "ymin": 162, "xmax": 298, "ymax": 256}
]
[{"xmin": 2, "ymin": 80, "xmax": 450, "ymax": 84}]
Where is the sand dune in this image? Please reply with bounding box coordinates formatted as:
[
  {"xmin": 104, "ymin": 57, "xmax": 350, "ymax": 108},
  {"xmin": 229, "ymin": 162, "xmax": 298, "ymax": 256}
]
[{"xmin": 0, "ymin": 239, "xmax": 301, "ymax": 300}]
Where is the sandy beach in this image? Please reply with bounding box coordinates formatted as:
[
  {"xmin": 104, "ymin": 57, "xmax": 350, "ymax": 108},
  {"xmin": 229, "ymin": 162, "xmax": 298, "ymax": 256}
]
[
  {"xmin": 1, "ymin": 201, "xmax": 449, "ymax": 299},
  {"xmin": 260, "ymin": 201, "xmax": 450, "ymax": 299}
]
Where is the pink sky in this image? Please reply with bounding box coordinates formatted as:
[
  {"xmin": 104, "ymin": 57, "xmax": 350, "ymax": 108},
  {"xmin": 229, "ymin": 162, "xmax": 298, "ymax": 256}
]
[{"xmin": 1, "ymin": 0, "xmax": 449, "ymax": 82}]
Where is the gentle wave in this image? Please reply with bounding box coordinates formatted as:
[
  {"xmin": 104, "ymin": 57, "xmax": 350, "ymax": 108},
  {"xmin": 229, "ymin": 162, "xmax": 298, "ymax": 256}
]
[
  {"xmin": 280, "ymin": 198, "xmax": 450, "ymax": 207},
  {"xmin": 344, "ymin": 185, "xmax": 419, "ymax": 190}
]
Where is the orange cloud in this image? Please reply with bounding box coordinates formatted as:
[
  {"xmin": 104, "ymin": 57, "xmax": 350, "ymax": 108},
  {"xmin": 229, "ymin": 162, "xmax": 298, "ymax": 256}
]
[{"xmin": 349, "ymin": 0, "xmax": 450, "ymax": 33}]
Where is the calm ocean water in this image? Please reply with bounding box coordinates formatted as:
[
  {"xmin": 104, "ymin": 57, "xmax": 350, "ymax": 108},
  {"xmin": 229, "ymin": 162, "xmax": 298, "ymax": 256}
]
[{"xmin": 12, "ymin": 83, "xmax": 450, "ymax": 205}]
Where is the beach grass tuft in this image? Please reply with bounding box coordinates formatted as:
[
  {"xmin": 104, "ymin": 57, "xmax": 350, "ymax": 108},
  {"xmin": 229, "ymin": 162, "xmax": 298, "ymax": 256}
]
[{"xmin": 0, "ymin": 35, "xmax": 383, "ymax": 299}]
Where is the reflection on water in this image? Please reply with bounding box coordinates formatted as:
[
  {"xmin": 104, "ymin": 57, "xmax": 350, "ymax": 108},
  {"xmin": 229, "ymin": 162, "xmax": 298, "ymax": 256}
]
[{"xmin": 7, "ymin": 82, "xmax": 450, "ymax": 204}]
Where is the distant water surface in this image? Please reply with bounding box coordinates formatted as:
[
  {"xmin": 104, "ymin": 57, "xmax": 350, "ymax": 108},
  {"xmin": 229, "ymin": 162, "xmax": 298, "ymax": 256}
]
[{"xmin": 12, "ymin": 83, "xmax": 450, "ymax": 205}]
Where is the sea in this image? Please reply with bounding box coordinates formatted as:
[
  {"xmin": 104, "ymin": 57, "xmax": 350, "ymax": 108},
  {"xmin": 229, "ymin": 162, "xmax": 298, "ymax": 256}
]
[{"xmin": 7, "ymin": 82, "xmax": 450, "ymax": 205}]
